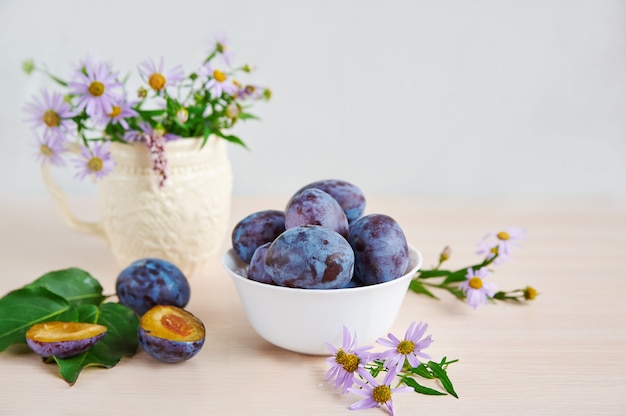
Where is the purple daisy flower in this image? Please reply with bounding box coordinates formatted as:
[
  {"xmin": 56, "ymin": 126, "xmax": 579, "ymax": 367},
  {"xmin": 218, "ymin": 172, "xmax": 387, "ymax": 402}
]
[
  {"xmin": 484, "ymin": 227, "xmax": 526, "ymax": 257},
  {"xmin": 34, "ymin": 134, "xmax": 66, "ymax": 167},
  {"xmin": 377, "ymin": 322, "xmax": 433, "ymax": 373},
  {"xmin": 459, "ymin": 267, "xmax": 497, "ymax": 309},
  {"xmin": 68, "ymin": 60, "xmax": 122, "ymax": 118},
  {"xmin": 123, "ymin": 122, "xmax": 180, "ymax": 143},
  {"xmin": 348, "ymin": 368, "xmax": 412, "ymax": 416},
  {"xmin": 138, "ymin": 57, "xmax": 184, "ymax": 93},
  {"xmin": 326, "ymin": 326, "xmax": 373, "ymax": 393},
  {"xmin": 213, "ymin": 32, "xmax": 234, "ymax": 67},
  {"xmin": 203, "ymin": 63, "xmax": 238, "ymax": 98},
  {"xmin": 476, "ymin": 240, "xmax": 509, "ymax": 264},
  {"xmin": 72, "ymin": 141, "xmax": 115, "ymax": 181},
  {"xmin": 97, "ymin": 99, "xmax": 138, "ymax": 129},
  {"xmin": 23, "ymin": 89, "xmax": 76, "ymax": 142}
]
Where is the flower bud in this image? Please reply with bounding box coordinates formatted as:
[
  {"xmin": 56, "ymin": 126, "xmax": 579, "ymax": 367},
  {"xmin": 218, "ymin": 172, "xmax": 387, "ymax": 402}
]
[
  {"xmin": 523, "ymin": 286, "xmax": 538, "ymax": 301},
  {"xmin": 22, "ymin": 59, "xmax": 35, "ymax": 74},
  {"xmin": 226, "ymin": 103, "xmax": 240, "ymax": 119},
  {"xmin": 176, "ymin": 108, "xmax": 189, "ymax": 124},
  {"xmin": 263, "ymin": 89, "xmax": 272, "ymax": 100},
  {"xmin": 439, "ymin": 246, "xmax": 451, "ymax": 263},
  {"xmin": 137, "ymin": 86, "xmax": 148, "ymax": 98}
]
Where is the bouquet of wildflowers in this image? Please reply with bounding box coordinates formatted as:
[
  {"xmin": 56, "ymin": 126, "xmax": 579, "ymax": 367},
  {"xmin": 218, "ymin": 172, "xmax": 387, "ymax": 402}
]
[
  {"xmin": 409, "ymin": 227, "xmax": 538, "ymax": 308},
  {"xmin": 327, "ymin": 324, "xmax": 458, "ymax": 416},
  {"xmin": 23, "ymin": 33, "xmax": 270, "ymax": 187}
]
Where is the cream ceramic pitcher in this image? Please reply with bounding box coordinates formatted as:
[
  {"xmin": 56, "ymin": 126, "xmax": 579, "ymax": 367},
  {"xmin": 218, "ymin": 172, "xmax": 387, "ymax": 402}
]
[{"xmin": 41, "ymin": 136, "xmax": 233, "ymax": 277}]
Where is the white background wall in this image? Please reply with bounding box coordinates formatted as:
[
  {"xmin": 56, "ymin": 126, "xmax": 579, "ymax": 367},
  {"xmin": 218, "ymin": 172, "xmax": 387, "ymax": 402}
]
[{"xmin": 1, "ymin": 0, "xmax": 625, "ymax": 199}]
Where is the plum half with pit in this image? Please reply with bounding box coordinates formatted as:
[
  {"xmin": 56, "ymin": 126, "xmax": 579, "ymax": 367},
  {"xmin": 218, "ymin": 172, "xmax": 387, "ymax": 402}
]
[
  {"xmin": 25, "ymin": 321, "xmax": 108, "ymax": 359},
  {"xmin": 138, "ymin": 305, "xmax": 205, "ymax": 363},
  {"xmin": 116, "ymin": 258, "xmax": 191, "ymax": 316}
]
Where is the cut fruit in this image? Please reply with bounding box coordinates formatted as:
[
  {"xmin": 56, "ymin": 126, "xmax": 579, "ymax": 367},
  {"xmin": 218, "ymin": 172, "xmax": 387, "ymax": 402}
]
[{"xmin": 25, "ymin": 321, "xmax": 108, "ymax": 358}]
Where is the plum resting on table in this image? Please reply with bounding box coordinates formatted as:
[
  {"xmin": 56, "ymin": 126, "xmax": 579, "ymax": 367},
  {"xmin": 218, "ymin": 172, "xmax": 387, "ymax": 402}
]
[
  {"xmin": 284, "ymin": 188, "xmax": 349, "ymax": 238},
  {"xmin": 264, "ymin": 225, "xmax": 355, "ymax": 289},
  {"xmin": 116, "ymin": 258, "xmax": 191, "ymax": 316},
  {"xmin": 231, "ymin": 210, "xmax": 286, "ymax": 264},
  {"xmin": 292, "ymin": 179, "xmax": 366, "ymax": 224},
  {"xmin": 348, "ymin": 213, "xmax": 410, "ymax": 285},
  {"xmin": 25, "ymin": 321, "xmax": 108, "ymax": 358},
  {"xmin": 138, "ymin": 305, "xmax": 205, "ymax": 363}
]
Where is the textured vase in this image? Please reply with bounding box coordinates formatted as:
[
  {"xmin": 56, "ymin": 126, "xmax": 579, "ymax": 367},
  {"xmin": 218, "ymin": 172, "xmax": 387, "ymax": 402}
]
[{"xmin": 42, "ymin": 137, "xmax": 233, "ymax": 277}]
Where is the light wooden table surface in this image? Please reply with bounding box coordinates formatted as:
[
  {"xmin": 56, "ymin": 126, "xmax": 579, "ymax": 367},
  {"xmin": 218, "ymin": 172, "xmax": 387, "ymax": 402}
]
[{"xmin": 1, "ymin": 195, "xmax": 625, "ymax": 416}]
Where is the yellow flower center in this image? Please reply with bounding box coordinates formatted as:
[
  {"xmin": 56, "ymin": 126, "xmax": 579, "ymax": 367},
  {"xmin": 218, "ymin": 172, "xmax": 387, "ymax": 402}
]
[
  {"xmin": 87, "ymin": 157, "xmax": 104, "ymax": 172},
  {"xmin": 109, "ymin": 106, "xmax": 121, "ymax": 117},
  {"xmin": 88, "ymin": 81, "xmax": 105, "ymax": 97},
  {"xmin": 397, "ymin": 339, "xmax": 415, "ymax": 355},
  {"xmin": 497, "ymin": 231, "xmax": 510, "ymax": 241},
  {"xmin": 335, "ymin": 349, "xmax": 359, "ymax": 373},
  {"xmin": 40, "ymin": 144, "xmax": 53, "ymax": 157},
  {"xmin": 372, "ymin": 385, "xmax": 391, "ymax": 404},
  {"xmin": 524, "ymin": 286, "xmax": 538, "ymax": 300},
  {"xmin": 469, "ymin": 276, "xmax": 483, "ymax": 289},
  {"xmin": 149, "ymin": 73, "xmax": 166, "ymax": 91},
  {"xmin": 42, "ymin": 109, "xmax": 61, "ymax": 127},
  {"xmin": 213, "ymin": 69, "xmax": 226, "ymax": 83}
]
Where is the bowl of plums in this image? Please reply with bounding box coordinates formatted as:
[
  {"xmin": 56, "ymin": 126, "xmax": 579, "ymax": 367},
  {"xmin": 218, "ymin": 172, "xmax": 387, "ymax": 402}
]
[{"xmin": 222, "ymin": 179, "xmax": 423, "ymax": 355}]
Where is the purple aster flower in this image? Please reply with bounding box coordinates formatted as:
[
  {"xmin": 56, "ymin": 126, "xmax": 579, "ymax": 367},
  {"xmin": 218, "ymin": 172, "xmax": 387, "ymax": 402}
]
[
  {"xmin": 459, "ymin": 267, "xmax": 497, "ymax": 309},
  {"xmin": 377, "ymin": 322, "xmax": 433, "ymax": 373},
  {"xmin": 348, "ymin": 368, "xmax": 412, "ymax": 416},
  {"xmin": 138, "ymin": 57, "xmax": 184, "ymax": 93},
  {"xmin": 326, "ymin": 326, "xmax": 373, "ymax": 393},
  {"xmin": 97, "ymin": 99, "xmax": 138, "ymax": 129},
  {"xmin": 213, "ymin": 32, "xmax": 233, "ymax": 67},
  {"xmin": 34, "ymin": 134, "xmax": 66, "ymax": 167},
  {"xmin": 23, "ymin": 89, "xmax": 76, "ymax": 142},
  {"xmin": 123, "ymin": 121, "xmax": 180, "ymax": 143},
  {"xmin": 68, "ymin": 59, "xmax": 122, "ymax": 118},
  {"xmin": 476, "ymin": 240, "xmax": 509, "ymax": 264},
  {"xmin": 72, "ymin": 141, "xmax": 115, "ymax": 181},
  {"xmin": 484, "ymin": 227, "xmax": 526, "ymax": 257},
  {"xmin": 203, "ymin": 63, "xmax": 238, "ymax": 98}
]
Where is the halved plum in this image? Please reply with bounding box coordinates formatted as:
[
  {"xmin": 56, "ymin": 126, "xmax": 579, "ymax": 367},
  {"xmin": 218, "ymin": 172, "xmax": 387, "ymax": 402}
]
[
  {"xmin": 25, "ymin": 321, "xmax": 108, "ymax": 358},
  {"xmin": 138, "ymin": 305, "xmax": 205, "ymax": 363}
]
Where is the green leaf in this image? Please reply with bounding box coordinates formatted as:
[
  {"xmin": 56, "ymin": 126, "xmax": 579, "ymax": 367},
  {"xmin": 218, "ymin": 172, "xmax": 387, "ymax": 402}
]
[
  {"xmin": 0, "ymin": 287, "xmax": 77, "ymax": 351},
  {"xmin": 407, "ymin": 363, "xmax": 435, "ymax": 379},
  {"xmin": 238, "ymin": 112, "xmax": 260, "ymax": 120},
  {"xmin": 441, "ymin": 269, "xmax": 469, "ymax": 285},
  {"xmin": 54, "ymin": 302, "xmax": 139, "ymax": 385},
  {"xmin": 427, "ymin": 361, "xmax": 458, "ymax": 398},
  {"xmin": 401, "ymin": 376, "xmax": 447, "ymax": 396},
  {"xmin": 417, "ymin": 269, "xmax": 452, "ymax": 279},
  {"xmin": 408, "ymin": 280, "xmax": 439, "ymax": 299},
  {"xmin": 216, "ymin": 132, "xmax": 248, "ymax": 149},
  {"xmin": 26, "ymin": 268, "xmax": 105, "ymax": 306}
]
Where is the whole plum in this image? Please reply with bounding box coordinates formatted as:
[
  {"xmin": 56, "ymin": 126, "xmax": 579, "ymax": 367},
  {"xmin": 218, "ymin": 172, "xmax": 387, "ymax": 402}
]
[
  {"xmin": 294, "ymin": 179, "xmax": 366, "ymax": 224},
  {"xmin": 264, "ymin": 225, "xmax": 354, "ymax": 289},
  {"xmin": 284, "ymin": 189, "xmax": 349, "ymax": 238},
  {"xmin": 232, "ymin": 210, "xmax": 286, "ymax": 263},
  {"xmin": 348, "ymin": 214, "xmax": 409, "ymax": 285},
  {"xmin": 138, "ymin": 305, "xmax": 205, "ymax": 363},
  {"xmin": 247, "ymin": 242, "xmax": 274, "ymax": 285},
  {"xmin": 116, "ymin": 258, "xmax": 190, "ymax": 316},
  {"xmin": 25, "ymin": 321, "xmax": 108, "ymax": 359}
]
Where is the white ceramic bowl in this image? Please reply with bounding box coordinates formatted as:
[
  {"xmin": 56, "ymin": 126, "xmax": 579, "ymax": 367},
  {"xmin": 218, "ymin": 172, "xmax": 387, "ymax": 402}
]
[{"xmin": 222, "ymin": 245, "xmax": 423, "ymax": 355}]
